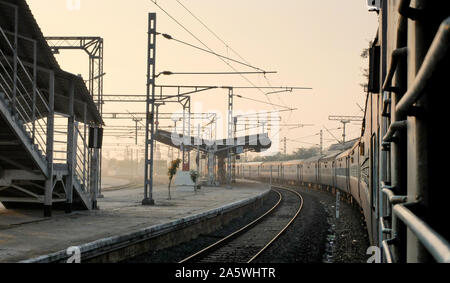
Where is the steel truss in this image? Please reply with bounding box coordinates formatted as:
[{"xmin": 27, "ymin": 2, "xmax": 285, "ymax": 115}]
[{"xmin": 45, "ymin": 36, "xmax": 104, "ymax": 197}]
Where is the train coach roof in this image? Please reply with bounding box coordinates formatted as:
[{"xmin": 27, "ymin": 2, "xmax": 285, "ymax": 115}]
[
  {"xmin": 302, "ymin": 155, "xmax": 322, "ymax": 163},
  {"xmin": 320, "ymin": 150, "xmax": 342, "ymax": 161}
]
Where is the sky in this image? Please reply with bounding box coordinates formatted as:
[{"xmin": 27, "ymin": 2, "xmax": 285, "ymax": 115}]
[{"xmin": 26, "ymin": 0, "xmax": 379, "ymax": 158}]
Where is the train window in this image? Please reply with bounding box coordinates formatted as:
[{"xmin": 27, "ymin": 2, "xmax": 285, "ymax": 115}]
[
  {"xmin": 360, "ymin": 142, "xmax": 365, "ymax": 156},
  {"xmin": 368, "ymin": 45, "xmax": 380, "ymax": 93}
]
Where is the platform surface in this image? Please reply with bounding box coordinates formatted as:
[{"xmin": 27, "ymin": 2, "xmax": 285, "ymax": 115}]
[{"xmin": 0, "ymin": 179, "xmax": 269, "ymax": 262}]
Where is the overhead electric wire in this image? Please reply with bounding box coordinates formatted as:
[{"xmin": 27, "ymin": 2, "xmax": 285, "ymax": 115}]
[
  {"xmin": 150, "ymin": 0, "xmax": 283, "ymax": 111},
  {"xmin": 173, "ymin": 0, "xmax": 303, "ymax": 124},
  {"xmin": 234, "ymin": 94, "xmax": 294, "ymax": 110},
  {"xmin": 323, "ymin": 126, "xmax": 342, "ymax": 144},
  {"xmin": 174, "ymin": 0, "xmax": 254, "ymax": 68},
  {"xmin": 158, "ymin": 33, "xmax": 266, "ymax": 72},
  {"xmin": 157, "ymin": 70, "xmax": 277, "ymax": 76}
]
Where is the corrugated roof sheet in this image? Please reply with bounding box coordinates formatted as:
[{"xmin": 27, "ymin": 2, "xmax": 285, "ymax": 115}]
[{"xmin": 0, "ymin": 0, "xmax": 102, "ymax": 124}]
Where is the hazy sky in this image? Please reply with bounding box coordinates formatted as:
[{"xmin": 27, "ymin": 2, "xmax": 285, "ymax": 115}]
[{"xmin": 26, "ymin": 0, "xmax": 379, "ymax": 156}]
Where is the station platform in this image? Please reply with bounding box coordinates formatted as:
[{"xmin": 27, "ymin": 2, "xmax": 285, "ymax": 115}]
[{"xmin": 0, "ymin": 179, "xmax": 270, "ymax": 263}]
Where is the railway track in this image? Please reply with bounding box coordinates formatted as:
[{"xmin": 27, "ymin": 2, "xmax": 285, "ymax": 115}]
[
  {"xmin": 102, "ymin": 182, "xmax": 142, "ymax": 192},
  {"xmin": 179, "ymin": 186, "xmax": 304, "ymax": 263}
]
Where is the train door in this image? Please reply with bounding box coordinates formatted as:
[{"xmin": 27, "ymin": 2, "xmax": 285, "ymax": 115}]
[
  {"xmin": 371, "ymin": 134, "xmax": 379, "ymax": 243},
  {"xmin": 332, "ymin": 160, "xmax": 336, "ymax": 188},
  {"xmin": 346, "ymin": 156, "xmax": 350, "ymax": 193}
]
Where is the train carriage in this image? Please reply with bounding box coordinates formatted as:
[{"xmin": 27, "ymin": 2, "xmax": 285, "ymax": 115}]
[
  {"xmin": 335, "ymin": 150, "xmax": 351, "ymax": 194},
  {"xmin": 318, "ymin": 151, "xmax": 341, "ymax": 188}
]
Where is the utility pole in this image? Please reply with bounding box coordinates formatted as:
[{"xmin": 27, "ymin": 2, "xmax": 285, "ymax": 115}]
[
  {"xmin": 227, "ymin": 88, "xmax": 233, "ymax": 189},
  {"xmin": 320, "ymin": 129, "xmax": 323, "ymax": 156},
  {"xmin": 132, "ymin": 118, "xmax": 142, "ymax": 145},
  {"xmin": 143, "ymin": 13, "xmax": 156, "ymax": 206},
  {"xmin": 328, "ymin": 115, "xmax": 363, "ymax": 144},
  {"xmin": 284, "ymin": 137, "xmax": 287, "ymax": 155}
]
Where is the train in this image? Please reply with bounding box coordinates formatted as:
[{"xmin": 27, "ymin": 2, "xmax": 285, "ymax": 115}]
[{"xmin": 237, "ymin": 0, "xmax": 450, "ymax": 263}]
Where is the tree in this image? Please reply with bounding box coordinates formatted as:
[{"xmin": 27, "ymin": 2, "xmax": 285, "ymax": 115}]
[
  {"xmin": 190, "ymin": 170, "xmax": 200, "ymax": 192},
  {"xmin": 360, "ymin": 41, "xmax": 373, "ymax": 91},
  {"xmin": 167, "ymin": 159, "xmax": 181, "ymax": 200},
  {"xmin": 252, "ymin": 146, "xmax": 321, "ymax": 162}
]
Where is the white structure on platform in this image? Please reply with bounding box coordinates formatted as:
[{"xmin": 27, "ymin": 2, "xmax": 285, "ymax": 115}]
[{"xmin": 174, "ymin": 171, "xmax": 195, "ymax": 192}]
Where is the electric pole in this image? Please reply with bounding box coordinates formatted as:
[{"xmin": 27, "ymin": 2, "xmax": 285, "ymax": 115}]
[
  {"xmin": 328, "ymin": 115, "xmax": 363, "ymax": 144},
  {"xmin": 320, "ymin": 129, "xmax": 323, "ymax": 156},
  {"xmin": 132, "ymin": 118, "xmax": 142, "ymax": 145}
]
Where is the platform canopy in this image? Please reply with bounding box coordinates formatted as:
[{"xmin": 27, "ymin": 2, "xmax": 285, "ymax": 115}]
[
  {"xmin": 156, "ymin": 129, "xmax": 272, "ymax": 156},
  {"xmin": 0, "ymin": 0, "xmax": 102, "ymax": 125}
]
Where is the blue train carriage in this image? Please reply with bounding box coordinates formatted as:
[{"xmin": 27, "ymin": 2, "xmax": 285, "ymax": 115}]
[
  {"xmin": 348, "ymin": 141, "xmax": 362, "ymax": 206},
  {"xmin": 358, "ymin": 92, "xmax": 377, "ymax": 245},
  {"xmin": 334, "ymin": 149, "xmax": 351, "ymax": 195},
  {"xmin": 317, "ymin": 151, "xmax": 341, "ymax": 191}
]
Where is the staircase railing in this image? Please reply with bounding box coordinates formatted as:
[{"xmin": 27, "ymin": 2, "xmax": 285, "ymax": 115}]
[
  {"xmin": 75, "ymin": 124, "xmax": 91, "ymax": 194},
  {"xmin": 0, "ymin": 23, "xmax": 49, "ymax": 157}
]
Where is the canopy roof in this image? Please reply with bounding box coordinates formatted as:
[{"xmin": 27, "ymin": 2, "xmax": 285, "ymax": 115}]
[{"xmin": 0, "ymin": 0, "xmax": 102, "ymax": 125}]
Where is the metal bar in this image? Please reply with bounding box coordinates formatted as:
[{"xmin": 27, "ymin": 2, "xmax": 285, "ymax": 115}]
[
  {"xmin": 393, "ymin": 204, "xmax": 450, "ymax": 263},
  {"xmin": 12, "ymin": 4, "xmax": 18, "ymax": 115},
  {"xmin": 44, "ymin": 71, "xmax": 55, "ymax": 217},
  {"xmin": 380, "ymin": 216, "xmax": 392, "ymax": 234},
  {"xmin": 382, "ymin": 187, "xmax": 407, "ymax": 204},
  {"xmin": 398, "ymin": 0, "xmax": 424, "ymax": 21},
  {"xmin": 382, "ymin": 47, "xmax": 408, "ymax": 92},
  {"xmin": 382, "ymin": 239, "xmax": 395, "ymax": 263},
  {"xmin": 383, "ymin": 120, "xmax": 407, "ymax": 143},
  {"xmin": 32, "ymin": 40, "xmax": 37, "ymax": 143},
  {"xmin": 396, "ymin": 17, "xmax": 450, "ymax": 117}
]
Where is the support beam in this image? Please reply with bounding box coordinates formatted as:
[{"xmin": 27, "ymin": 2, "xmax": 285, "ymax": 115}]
[
  {"xmin": 65, "ymin": 80, "xmax": 75, "ymax": 213},
  {"xmin": 44, "ymin": 71, "xmax": 55, "ymax": 217}
]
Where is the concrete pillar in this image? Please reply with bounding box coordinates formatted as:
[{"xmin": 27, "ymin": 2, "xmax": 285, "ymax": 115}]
[{"xmin": 217, "ymin": 156, "xmax": 226, "ymax": 185}]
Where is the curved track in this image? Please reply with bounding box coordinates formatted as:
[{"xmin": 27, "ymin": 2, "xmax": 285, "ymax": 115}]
[{"xmin": 179, "ymin": 186, "xmax": 303, "ymax": 263}]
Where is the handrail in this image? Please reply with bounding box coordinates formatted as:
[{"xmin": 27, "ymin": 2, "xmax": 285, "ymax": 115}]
[
  {"xmin": 0, "ymin": 23, "xmax": 50, "ymax": 155},
  {"xmin": 0, "ymin": 26, "xmax": 49, "ymax": 111},
  {"xmin": 398, "ymin": 0, "xmax": 425, "ymax": 21},
  {"xmin": 382, "ymin": 47, "xmax": 408, "ymax": 92},
  {"xmin": 393, "ymin": 204, "xmax": 450, "ymax": 263},
  {"xmin": 396, "ymin": 17, "xmax": 450, "ymax": 117},
  {"xmin": 383, "ymin": 120, "xmax": 407, "ymax": 143},
  {"xmin": 382, "ymin": 239, "xmax": 395, "ymax": 263}
]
